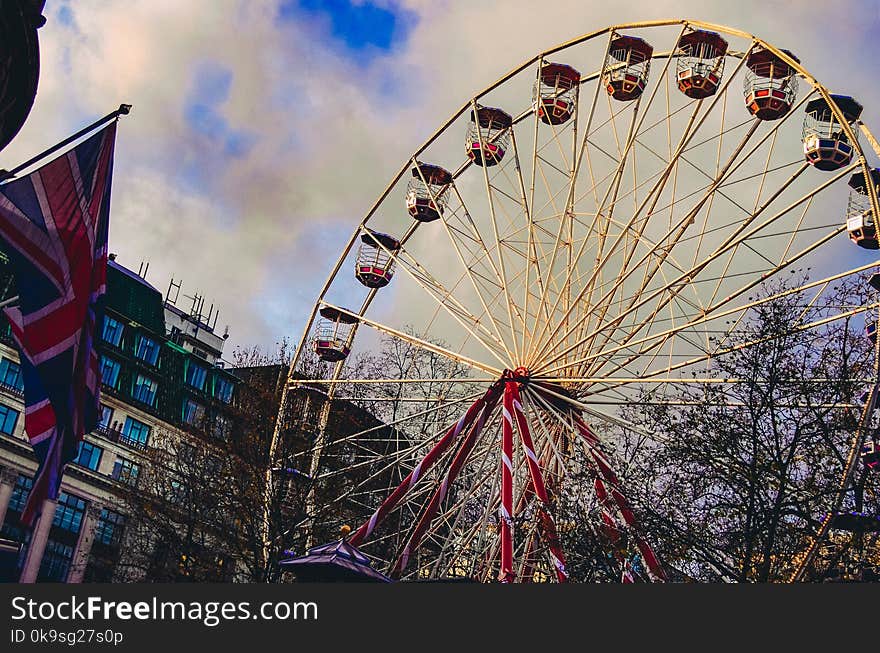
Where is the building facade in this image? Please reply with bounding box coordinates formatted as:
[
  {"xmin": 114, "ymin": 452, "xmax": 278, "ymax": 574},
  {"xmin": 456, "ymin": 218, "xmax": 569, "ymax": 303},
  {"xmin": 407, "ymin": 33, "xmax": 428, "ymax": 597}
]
[{"xmin": 0, "ymin": 254, "xmax": 241, "ymax": 582}]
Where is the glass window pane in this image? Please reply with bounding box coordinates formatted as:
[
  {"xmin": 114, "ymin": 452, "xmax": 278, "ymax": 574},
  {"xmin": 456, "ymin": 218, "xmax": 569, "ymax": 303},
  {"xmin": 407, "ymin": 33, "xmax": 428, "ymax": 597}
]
[
  {"xmin": 121, "ymin": 417, "xmax": 150, "ymax": 448},
  {"xmin": 132, "ymin": 374, "xmax": 158, "ymax": 407},
  {"xmin": 185, "ymin": 362, "xmax": 207, "ymax": 391},
  {"xmin": 134, "ymin": 334, "xmax": 160, "ymax": 366},
  {"xmin": 0, "ymin": 403, "xmax": 20, "ymax": 435},
  {"xmin": 0, "ymin": 357, "xmax": 23, "ymax": 390},
  {"xmin": 100, "ymin": 356, "xmax": 121, "ymax": 389},
  {"xmin": 74, "ymin": 441, "xmax": 103, "ymax": 471},
  {"xmin": 101, "ymin": 316, "xmax": 124, "ymax": 347}
]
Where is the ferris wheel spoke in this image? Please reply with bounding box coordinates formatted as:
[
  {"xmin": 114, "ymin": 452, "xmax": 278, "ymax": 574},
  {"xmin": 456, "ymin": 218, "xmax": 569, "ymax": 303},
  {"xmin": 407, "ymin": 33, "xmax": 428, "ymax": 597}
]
[
  {"xmin": 319, "ymin": 301, "xmax": 501, "ymax": 376},
  {"xmin": 469, "ymin": 99, "xmax": 525, "ymax": 364},
  {"xmin": 549, "ymin": 114, "xmax": 764, "ymax": 368},
  {"xmin": 535, "ymin": 155, "xmax": 855, "ymax": 376},
  {"xmin": 542, "ymin": 259, "xmax": 880, "ymax": 382},
  {"xmin": 412, "ymin": 217, "xmax": 518, "ymax": 363},
  {"xmin": 529, "ymin": 67, "xmax": 733, "ymax": 366},
  {"xmin": 585, "ymin": 221, "xmax": 849, "ymax": 380},
  {"xmin": 368, "ymin": 235, "xmax": 515, "ymax": 367},
  {"xmin": 528, "ymin": 95, "xmax": 648, "ymax": 364},
  {"xmin": 603, "ymin": 301, "xmax": 879, "ymax": 392}
]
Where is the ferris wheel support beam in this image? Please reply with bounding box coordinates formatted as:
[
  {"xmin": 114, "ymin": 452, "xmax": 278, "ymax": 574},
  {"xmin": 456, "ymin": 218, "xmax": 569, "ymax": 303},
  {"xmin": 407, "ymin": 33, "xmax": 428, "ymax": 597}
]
[
  {"xmin": 349, "ymin": 383, "xmax": 501, "ymax": 546},
  {"xmin": 509, "ymin": 383, "xmax": 569, "ymax": 581},
  {"xmin": 429, "ymin": 415, "xmax": 507, "ymax": 579},
  {"xmin": 525, "ymin": 389, "xmax": 661, "ymax": 581},
  {"xmin": 573, "ymin": 416, "xmax": 667, "ymax": 581},
  {"xmin": 393, "ymin": 392, "xmax": 500, "ymax": 576}
]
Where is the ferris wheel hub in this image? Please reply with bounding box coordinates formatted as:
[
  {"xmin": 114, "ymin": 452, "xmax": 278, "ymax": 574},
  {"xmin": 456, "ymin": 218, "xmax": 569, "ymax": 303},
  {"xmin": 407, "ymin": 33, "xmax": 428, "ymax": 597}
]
[{"xmin": 503, "ymin": 367, "xmax": 531, "ymax": 383}]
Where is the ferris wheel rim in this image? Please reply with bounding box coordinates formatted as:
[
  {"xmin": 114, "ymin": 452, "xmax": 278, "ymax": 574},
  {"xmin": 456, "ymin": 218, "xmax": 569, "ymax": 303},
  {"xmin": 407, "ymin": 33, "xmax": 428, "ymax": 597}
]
[
  {"xmin": 284, "ymin": 18, "xmax": 880, "ymax": 388},
  {"xmin": 272, "ymin": 18, "xmax": 880, "ymax": 582}
]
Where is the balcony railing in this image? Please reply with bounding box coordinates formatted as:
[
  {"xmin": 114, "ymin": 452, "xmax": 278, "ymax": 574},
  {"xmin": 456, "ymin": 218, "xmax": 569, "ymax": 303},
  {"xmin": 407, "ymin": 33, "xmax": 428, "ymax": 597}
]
[
  {"xmin": 0, "ymin": 378, "xmax": 23, "ymax": 399},
  {"xmin": 92, "ymin": 424, "xmax": 148, "ymax": 451}
]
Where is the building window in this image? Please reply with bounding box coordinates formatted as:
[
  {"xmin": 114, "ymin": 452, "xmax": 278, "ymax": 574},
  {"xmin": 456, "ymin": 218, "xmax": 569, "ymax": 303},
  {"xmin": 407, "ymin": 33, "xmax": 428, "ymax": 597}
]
[
  {"xmin": 8, "ymin": 475, "xmax": 32, "ymax": 513},
  {"xmin": 182, "ymin": 399, "xmax": 205, "ymax": 427},
  {"xmin": 99, "ymin": 404, "xmax": 113, "ymax": 429},
  {"xmin": 0, "ymin": 404, "xmax": 19, "ymax": 435},
  {"xmin": 0, "ymin": 357, "xmax": 23, "ymax": 391},
  {"xmin": 214, "ymin": 376, "xmax": 234, "ymax": 403},
  {"xmin": 94, "ymin": 509, "xmax": 126, "ymax": 547},
  {"xmin": 38, "ymin": 539, "xmax": 74, "ymax": 582},
  {"xmin": 168, "ymin": 479, "xmax": 186, "ymax": 505},
  {"xmin": 205, "ymin": 455, "xmax": 222, "ymax": 476},
  {"xmin": 121, "ymin": 417, "xmax": 150, "ymax": 449},
  {"xmin": 185, "ymin": 361, "xmax": 207, "ymax": 391},
  {"xmin": 112, "ymin": 458, "xmax": 140, "ymax": 487},
  {"xmin": 132, "ymin": 374, "xmax": 158, "ymax": 407},
  {"xmin": 101, "ymin": 316, "xmax": 124, "ymax": 347},
  {"xmin": 100, "ymin": 356, "xmax": 121, "ymax": 389},
  {"xmin": 179, "ymin": 442, "xmax": 196, "ymax": 465},
  {"xmin": 74, "ymin": 441, "xmax": 103, "ymax": 471},
  {"xmin": 213, "ymin": 414, "xmax": 232, "ymax": 442},
  {"xmin": 52, "ymin": 492, "xmax": 86, "ymax": 534},
  {"xmin": 134, "ymin": 334, "xmax": 160, "ymax": 366}
]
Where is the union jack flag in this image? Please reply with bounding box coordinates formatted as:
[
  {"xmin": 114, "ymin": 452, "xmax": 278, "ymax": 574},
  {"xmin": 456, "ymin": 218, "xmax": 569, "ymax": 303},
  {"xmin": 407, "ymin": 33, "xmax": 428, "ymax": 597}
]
[{"xmin": 0, "ymin": 122, "xmax": 117, "ymax": 525}]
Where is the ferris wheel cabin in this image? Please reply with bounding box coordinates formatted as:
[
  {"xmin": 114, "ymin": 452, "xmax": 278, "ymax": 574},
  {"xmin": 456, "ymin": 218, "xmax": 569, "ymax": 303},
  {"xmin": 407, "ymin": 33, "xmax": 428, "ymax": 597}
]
[
  {"xmin": 675, "ymin": 30, "xmax": 728, "ymax": 100},
  {"xmin": 802, "ymin": 95, "xmax": 862, "ymax": 171},
  {"xmin": 406, "ymin": 163, "xmax": 453, "ymax": 222},
  {"xmin": 536, "ymin": 62, "xmax": 581, "ymax": 125},
  {"xmin": 846, "ymin": 168, "xmax": 880, "ymax": 249},
  {"xmin": 356, "ymin": 230, "xmax": 401, "ymax": 288},
  {"xmin": 466, "ymin": 106, "xmax": 512, "ymax": 167},
  {"xmin": 603, "ymin": 35, "xmax": 653, "ymax": 101},
  {"xmin": 313, "ymin": 306, "xmax": 358, "ymax": 362},
  {"xmin": 744, "ymin": 46, "xmax": 799, "ymax": 120}
]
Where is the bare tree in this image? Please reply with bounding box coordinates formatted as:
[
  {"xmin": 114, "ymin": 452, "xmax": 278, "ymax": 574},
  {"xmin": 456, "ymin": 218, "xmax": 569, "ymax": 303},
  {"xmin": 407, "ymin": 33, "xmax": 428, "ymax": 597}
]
[{"xmin": 612, "ymin": 276, "xmax": 880, "ymax": 582}]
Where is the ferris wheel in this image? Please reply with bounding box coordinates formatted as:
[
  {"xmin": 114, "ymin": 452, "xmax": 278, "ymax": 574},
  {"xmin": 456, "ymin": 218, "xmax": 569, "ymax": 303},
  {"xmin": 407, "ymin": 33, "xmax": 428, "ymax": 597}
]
[{"xmin": 273, "ymin": 19, "xmax": 880, "ymax": 582}]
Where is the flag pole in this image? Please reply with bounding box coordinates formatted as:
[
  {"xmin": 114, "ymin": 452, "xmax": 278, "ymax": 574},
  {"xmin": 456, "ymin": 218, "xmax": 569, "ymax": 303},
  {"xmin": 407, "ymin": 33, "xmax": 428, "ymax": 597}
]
[
  {"xmin": 0, "ymin": 103, "xmax": 131, "ymax": 184},
  {"xmin": 0, "ymin": 103, "xmax": 131, "ymax": 307}
]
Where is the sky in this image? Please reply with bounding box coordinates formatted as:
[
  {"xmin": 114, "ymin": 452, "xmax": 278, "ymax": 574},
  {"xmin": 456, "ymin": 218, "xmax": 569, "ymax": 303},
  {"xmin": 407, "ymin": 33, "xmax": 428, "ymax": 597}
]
[{"xmin": 4, "ymin": 0, "xmax": 880, "ymax": 357}]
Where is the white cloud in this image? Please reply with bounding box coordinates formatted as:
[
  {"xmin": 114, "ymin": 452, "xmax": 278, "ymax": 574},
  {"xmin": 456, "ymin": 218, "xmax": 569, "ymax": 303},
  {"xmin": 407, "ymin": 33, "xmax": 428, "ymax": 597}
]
[{"xmin": 3, "ymin": 0, "xmax": 878, "ymax": 359}]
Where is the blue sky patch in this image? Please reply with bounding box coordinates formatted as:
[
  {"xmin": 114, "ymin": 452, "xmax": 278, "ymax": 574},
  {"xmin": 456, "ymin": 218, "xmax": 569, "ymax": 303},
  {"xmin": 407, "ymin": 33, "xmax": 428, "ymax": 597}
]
[
  {"xmin": 184, "ymin": 64, "xmax": 256, "ymax": 159},
  {"xmin": 279, "ymin": 0, "xmax": 417, "ymax": 58},
  {"xmin": 55, "ymin": 1, "xmax": 75, "ymax": 27}
]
